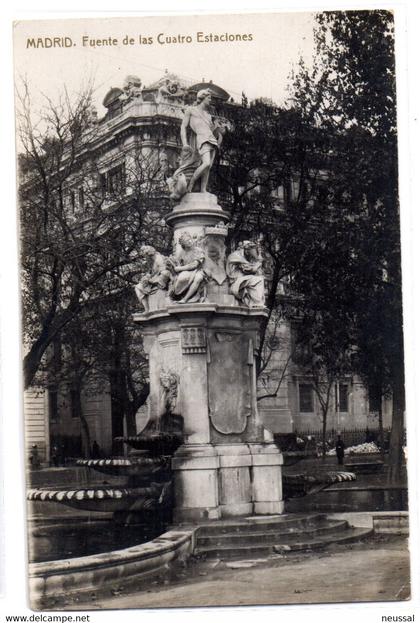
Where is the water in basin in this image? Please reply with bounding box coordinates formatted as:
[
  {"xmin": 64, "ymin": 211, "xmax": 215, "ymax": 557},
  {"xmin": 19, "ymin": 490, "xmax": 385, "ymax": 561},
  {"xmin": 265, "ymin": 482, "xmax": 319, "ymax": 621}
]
[{"xmin": 29, "ymin": 518, "xmax": 166, "ymax": 563}]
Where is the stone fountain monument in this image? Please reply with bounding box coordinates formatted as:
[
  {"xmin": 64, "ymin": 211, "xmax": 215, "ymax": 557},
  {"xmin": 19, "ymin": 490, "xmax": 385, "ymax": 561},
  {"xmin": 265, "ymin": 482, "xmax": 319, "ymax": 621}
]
[{"xmin": 134, "ymin": 87, "xmax": 284, "ymax": 521}]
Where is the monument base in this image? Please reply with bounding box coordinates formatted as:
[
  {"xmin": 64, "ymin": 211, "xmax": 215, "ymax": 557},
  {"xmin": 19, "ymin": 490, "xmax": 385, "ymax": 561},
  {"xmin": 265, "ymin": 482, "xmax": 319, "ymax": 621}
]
[{"xmin": 172, "ymin": 442, "xmax": 283, "ymax": 521}]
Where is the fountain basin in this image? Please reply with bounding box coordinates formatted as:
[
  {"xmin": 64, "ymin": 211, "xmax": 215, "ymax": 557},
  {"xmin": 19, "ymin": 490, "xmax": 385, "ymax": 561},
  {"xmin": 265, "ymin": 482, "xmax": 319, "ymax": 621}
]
[
  {"xmin": 76, "ymin": 456, "xmax": 170, "ymax": 478},
  {"xmin": 285, "ymin": 485, "xmax": 408, "ymax": 513},
  {"xmin": 29, "ymin": 527, "xmax": 194, "ymax": 609},
  {"xmin": 29, "ymin": 517, "xmax": 165, "ymax": 563},
  {"xmin": 27, "ymin": 483, "xmax": 170, "ymax": 513},
  {"xmin": 116, "ymin": 432, "xmax": 183, "ymax": 456}
]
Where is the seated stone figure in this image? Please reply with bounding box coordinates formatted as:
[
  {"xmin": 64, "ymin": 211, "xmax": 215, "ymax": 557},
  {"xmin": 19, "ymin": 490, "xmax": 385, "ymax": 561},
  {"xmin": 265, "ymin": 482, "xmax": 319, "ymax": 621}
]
[
  {"xmin": 134, "ymin": 245, "xmax": 171, "ymax": 312},
  {"xmin": 122, "ymin": 74, "xmax": 142, "ymax": 101},
  {"xmin": 226, "ymin": 240, "xmax": 265, "ymax": 307},
  {"xmin": 168, "ymin": 232, "xmax": 207, "ymax": 304}
]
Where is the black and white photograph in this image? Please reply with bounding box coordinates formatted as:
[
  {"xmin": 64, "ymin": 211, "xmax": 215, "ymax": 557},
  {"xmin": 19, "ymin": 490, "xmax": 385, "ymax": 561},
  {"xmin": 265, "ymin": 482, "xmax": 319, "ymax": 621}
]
[{"xmin": 9, "ymin": 8, "xmax": 414, "ymax": 612}]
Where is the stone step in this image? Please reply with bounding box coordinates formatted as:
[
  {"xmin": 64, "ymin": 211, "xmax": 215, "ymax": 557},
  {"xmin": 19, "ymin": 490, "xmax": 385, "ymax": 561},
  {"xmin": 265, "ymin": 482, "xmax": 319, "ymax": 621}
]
[
  {"xmin": 196, "ymin": 519, "xmax": 350, "ymax": 548},
  {"xmin": 273, "ymin": 527, "xmax": 374, "ymax": 553},
  {"xmin": 195, "ymin": 527, "xmax": 373, "ymax": 559},
  {"xmin": 196, "ymin": 513, "xmax": 327, "ymax": 536}
]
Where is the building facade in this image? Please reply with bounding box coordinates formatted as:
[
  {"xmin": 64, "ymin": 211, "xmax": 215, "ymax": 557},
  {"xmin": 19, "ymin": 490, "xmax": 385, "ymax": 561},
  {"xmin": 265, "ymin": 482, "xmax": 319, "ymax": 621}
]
[{"xmin": 23, "ymin": 72, "xmax": 390, "ymax": 463}]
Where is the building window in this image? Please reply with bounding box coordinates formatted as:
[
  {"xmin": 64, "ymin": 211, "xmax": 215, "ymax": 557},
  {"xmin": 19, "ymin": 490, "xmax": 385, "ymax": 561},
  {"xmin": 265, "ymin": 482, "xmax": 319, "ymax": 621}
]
[
  {"xmin": 291, "ymin": 179, "xmax": 300, "ymax": 201},
  {"xmin": 70, "ymin": 387, "xmax": 80, "ymax": 419},
  {"xmin": 48, "ymin": 388, "xmax": 58, "ymax": 422},
  {"xmin": 299, "ymin": 383, "xmax": 313, "ymax": 413},
  {"xmin": 49, "ymin": 337, "xmax": 62, "ymax": 379},
  {"xmin": 99, "ymin": 163, "xmax": 126, "ymax": 197},
  {"xmin": 271, "ymin": 184, "xmax": 285, "ymax": 201},
  {"xmin": 267, "ymin": 335, "xmax": 281, "ymax": 350},
  {"xmin": 339, "ymin": 383, "xmax": 348, "ymax": 412},
  {"xmin": 291, "ymin": 326, "xmax": 310, "ymax": 365},
  {"xmin": 100, "ymin": 172, "xmax": 107, "ymax": 197},
  {"xmin": 78, "ymin": 187, "xmax": 85, "ymax": 209},
  {"xmin": 369, "ymin": 387, "xmax": 381, "ymax": 412},
  {"xmin": 107, "ymin": 101, "xmax": 123, "ymax": 120},
  {"xmin": 69, "ymin": 190, "xmax": 76, "ymax": 213},
  {"xmin": 108, "ymin": 163, "xmax": 125, "ymax": 194}
]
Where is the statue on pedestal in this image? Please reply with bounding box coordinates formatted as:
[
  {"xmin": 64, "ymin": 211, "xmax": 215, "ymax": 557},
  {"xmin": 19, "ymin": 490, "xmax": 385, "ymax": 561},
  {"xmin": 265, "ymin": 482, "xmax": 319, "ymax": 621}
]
[
  {"xmin": 155, "ymin": 78, "xmax": 186, "ymax": 104},
  {"xmin": 167, "ymin": 88, "xmax": 226, "ymax": 200},
  {"xmin": 168, "ymin": 232, "xmax": 207, "ymax": 304},
  {"xmin": 226, "ymin": 241, "xmax": 265, "ymax": 307},
  {"xmin": 122, "ymin": 75, "xmax": 143, "ymax": 102},
  {"xmin": 134, "ymin": 245, "xmax": 171, "ymax": 312}
]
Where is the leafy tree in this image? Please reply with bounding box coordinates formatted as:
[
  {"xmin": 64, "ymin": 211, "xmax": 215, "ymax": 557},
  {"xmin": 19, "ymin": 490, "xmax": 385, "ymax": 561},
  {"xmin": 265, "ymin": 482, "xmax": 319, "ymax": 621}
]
[
  {"xmin": 215, "ymin": 12, "xmax": 403, "ymax": 470},
  {"xmin": 52, "ymin": 292, "xmax": 150, "ymax": 456},
  {"xmin": 213, "ymin": 99, "xmax": 331, "ymax": 373},
  {"xmin": 291, "ymin": 10, "xmax": 403, "ymax": 474}
]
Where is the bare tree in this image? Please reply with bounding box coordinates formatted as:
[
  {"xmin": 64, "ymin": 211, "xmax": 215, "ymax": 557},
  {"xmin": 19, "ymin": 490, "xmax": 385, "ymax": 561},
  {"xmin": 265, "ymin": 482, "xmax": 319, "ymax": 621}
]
[{"xmin": 18, "ymin": 79, "xmax": 170, "ymax": 392}]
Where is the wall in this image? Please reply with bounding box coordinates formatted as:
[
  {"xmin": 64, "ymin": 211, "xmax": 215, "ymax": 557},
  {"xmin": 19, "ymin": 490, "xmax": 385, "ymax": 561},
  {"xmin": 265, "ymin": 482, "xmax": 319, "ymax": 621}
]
[
  {"xmin": 48, "ymin": 383, "xmax": 113, "ymax": 458},
  {"xmin": 24, "ymin": 389, "xmax": 49, "ymax": 464},
  {"xmin": 257, "ymin": 321, "xmax": 293, "ymax": 434},
  {"xmin": 257, "ymin": 319, "xmax": 392, "ymax": 434}
]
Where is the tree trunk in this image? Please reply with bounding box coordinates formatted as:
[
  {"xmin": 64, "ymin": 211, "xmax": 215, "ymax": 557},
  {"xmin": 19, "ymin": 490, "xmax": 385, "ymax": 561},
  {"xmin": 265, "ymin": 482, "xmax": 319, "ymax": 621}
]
[
  {"xmin": 321, "ymin": 407, "xmax": 328, "ymax": 460},
  {"xmin": 125, "ymin": 382, "xmax": 151, "ymax": 437},
  {"xmin": 80, "ymin": 411, "xmax": 92, "ymax": 459},
  {"xmin": 24, "ymin": 343, "xmax": 47, "ymax": 391},
  {"xmin": 378, "ymin": 400, "xmax": 385, "ymax": 461},
  {"xmin": 23, "ymin": 303, "xmax": 81, "ymax": 389},
  {"xmin": 73, "ymin": 382, "xmax": 91, "ymax": 458},
  {"xmin": 256, "ymin": 262, "xmax": 282, "ymax": 375},
  {"xmin": 387, "ymin": 373, "xmax": 405, "ymax": 484},
  {"xmin": 125, "ymin": 403, "xmax": 137, "ymax": 437}
]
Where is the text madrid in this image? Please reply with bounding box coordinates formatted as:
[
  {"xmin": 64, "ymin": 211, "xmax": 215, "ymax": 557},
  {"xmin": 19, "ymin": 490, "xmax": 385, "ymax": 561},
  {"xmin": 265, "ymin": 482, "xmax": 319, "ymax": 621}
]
[{"xmin": 26, "ymin": 32, "xmax": 254, "ymax": 49}]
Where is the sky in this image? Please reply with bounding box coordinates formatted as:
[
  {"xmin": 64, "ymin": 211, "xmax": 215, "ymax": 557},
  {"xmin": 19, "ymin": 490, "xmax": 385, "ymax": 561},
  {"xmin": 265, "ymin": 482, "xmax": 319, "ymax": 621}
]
[{"xmin": 13, "ymin": 12, "xmax": 316, "ymax": 114}]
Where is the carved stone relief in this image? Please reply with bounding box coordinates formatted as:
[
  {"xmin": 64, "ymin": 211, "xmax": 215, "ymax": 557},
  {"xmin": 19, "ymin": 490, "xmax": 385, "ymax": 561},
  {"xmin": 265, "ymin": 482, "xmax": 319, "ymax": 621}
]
[
  {"xmin": 181, "ymin": 327, "xmax": 207, "ymax": 354},
  {"xmin": 202, "ymin": 223, "xmax": 228, "ymax": 285},
  {"xmin": 208, "ymin": 332, "xmax": 252, "ymax": 434}
]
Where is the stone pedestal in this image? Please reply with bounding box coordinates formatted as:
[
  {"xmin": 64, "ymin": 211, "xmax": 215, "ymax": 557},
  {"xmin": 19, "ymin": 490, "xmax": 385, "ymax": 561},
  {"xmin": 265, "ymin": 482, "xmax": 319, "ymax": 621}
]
[
  {"xmin": 171, "ymin": 444, "xmax": 220, "ymax": 521},
  {"xmin": 134, "ymin": 192, "xmax": 284, "ymax": 521},
  {"xmin": 171, "ymin": 443, "xmax": 283, "ymax": 520},
  {"xmin": 249, "ymin": 443, "xmax": 284, "ymax": 515}
]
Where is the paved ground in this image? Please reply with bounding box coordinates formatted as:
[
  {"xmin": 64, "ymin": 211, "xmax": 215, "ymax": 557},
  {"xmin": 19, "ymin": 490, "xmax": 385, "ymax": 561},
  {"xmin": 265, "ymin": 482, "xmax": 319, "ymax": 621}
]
[{"xmin": 62, "ymin": 535, "xmax": 410, "ymax": 610}]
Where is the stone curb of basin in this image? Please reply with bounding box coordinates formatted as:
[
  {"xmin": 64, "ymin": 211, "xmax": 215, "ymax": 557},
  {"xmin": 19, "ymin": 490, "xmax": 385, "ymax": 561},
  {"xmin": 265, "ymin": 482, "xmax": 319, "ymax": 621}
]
[
  {"xmin": 29, "ymin": 511, "xmax": 409, "ymax": 607},
  {"xmin": 29, "ymin": 527, "xmax": 197, "ymax": 609},
  {"xmin": 326, "ymin": 511, "xmax": 409, "ymax": 534}
]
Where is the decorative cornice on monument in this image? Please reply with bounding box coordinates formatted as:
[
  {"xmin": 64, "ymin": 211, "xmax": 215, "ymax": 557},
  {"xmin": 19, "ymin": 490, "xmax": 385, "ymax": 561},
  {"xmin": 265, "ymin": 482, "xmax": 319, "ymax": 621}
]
[
  {"xmin": 204, "ymin": 223, "xmax": 229, "ymax": 237},
  {"xmin": 165, "ymin": 193, "xmax": 230, "ymax": 228},
  {"xmin": 181, "ymin": 327, "xmax": 207, "ymax": 354},
  {"xmin": 133, "ymin": 304, "xmax": 269, "ymax": 326}
]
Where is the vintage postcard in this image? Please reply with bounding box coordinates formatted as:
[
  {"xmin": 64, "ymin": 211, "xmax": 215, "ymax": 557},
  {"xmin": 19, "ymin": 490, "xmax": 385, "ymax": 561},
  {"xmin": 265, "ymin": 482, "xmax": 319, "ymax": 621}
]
[{"xmin": 13, "ymin": 10, "xmax": 411, "ymax": 611}]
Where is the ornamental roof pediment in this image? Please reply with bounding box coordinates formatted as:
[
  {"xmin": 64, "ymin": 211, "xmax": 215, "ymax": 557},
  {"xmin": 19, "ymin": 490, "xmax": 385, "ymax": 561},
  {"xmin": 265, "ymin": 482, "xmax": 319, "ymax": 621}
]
[
  {"xmin": 190, "ymin": 82, "xmax": 230, "ymax": 101},
  {"xmin": 146, "ymin": 72, "xmax": 187, "ymax": 90},
  {"xmin": 102, "ymin": 87, "xmax": 124, "ymax": 108}
]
